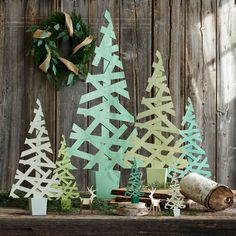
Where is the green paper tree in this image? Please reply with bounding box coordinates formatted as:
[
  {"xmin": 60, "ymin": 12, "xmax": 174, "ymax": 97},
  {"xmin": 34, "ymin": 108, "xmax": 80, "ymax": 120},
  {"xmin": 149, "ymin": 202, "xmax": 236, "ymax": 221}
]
[
  {"xmin": 69, "ymin": 10, "xmax": 137, "ymax": 199},
  {"xmin": 125, "ymin": 50, "xmax": 188, "ymax": 171},
  {"xmin": 169, "ymin": 98, "xmax": 212, "ymax": 179},
  {"xmin": 125, "ymin": 159, "xmax": 143, "ymax": 203},
  {"xmin": 52, "ymin": 135, "xmax": 80, "ymax": 210},
  {"xmin": 165, "ymin": 173, "xmax": 185, "ymax": 210}
]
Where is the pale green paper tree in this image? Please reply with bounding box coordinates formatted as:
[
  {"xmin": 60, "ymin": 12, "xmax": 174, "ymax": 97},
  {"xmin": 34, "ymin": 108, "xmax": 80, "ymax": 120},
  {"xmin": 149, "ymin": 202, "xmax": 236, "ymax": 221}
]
[
  {"xmin": 125, "ymin": 51, "xmax": 188, "ymax": 171},
  {"xmin": 169, "ymin": 98, "xmax": 212, "ymax": 179},
  {"xmin": 52, "ymin": 135, "xmax": 80, "ymax": 211},
  {"xmin": 69, "ymin": 10, "xmax": 137, "ymax": 199}
]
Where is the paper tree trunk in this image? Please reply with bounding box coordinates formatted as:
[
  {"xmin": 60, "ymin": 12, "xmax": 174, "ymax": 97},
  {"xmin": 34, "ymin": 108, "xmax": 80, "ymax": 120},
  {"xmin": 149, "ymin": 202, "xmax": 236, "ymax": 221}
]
[
  {"xmin": 51, "ymin": 135, "xmax": 80, "ymax": 211},
  {"xmin": 125, "ymin": 50, "xmax": 188, "ymax": 184},
  {"xmin": 69, "ymin": 10, "xmax": 137, "ymax": 199},
  {"xmin": 168, "ymin": 98, "xmax": 212, "ymax": 179},
  {"xmin": 9, "ymin": 99, "xmax": 61, "ymax": 214}
]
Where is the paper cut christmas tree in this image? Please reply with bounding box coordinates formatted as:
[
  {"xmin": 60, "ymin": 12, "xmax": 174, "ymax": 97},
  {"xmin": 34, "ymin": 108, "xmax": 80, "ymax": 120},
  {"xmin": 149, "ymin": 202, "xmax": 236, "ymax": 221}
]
[
  {"xmin": 52, "ymin": 135, "xmax": 80, "ymax": 211},
  {"xmin": 10, "ymin": 99, "xmax": 60, "ymax": 199},
  {"xmin": 165, "ymin": 173, "xmax": 185, "ymax": 210},
  {"xmin": 125, "ymin": 159, "xmax": 143, "ymax": 203},
  {"xmin": 125, "ymin": 50, "xmax": 188, "ymax": 184},
  {"xmin": 169, "ymin": 98, "xmax": 212, "ymax": 179},
  {"xmin": 69, "ymin": 10, "xmax": 137, "ymax": 199}
]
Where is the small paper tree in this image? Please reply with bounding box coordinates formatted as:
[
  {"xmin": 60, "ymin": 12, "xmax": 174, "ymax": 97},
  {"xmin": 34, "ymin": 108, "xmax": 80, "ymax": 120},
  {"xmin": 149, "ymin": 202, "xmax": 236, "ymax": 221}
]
[
  {"xmin": 125, "ymin": 159, "xmax": 143, "ymax": 203},
  {"xmin": 169, "ymin": 98, "xmax": 212, "ymax": 179},
  {"xmin": 10, "ymin": 99, "xmax": 60, "ymax": 200},
  {"xmin": 125, "ymin": 50, "xmax": 188, "ymax": 184},
  {"xmin": 165, "ymin": 173, "xmax": 185, "ymax": 211},
  {"xmin": 52, "ymin": 135, "xmax": 80, "ymax": 211},
  {"xmin": 69, "ymin": 10, "xmax": 137, "ymax": 199}
]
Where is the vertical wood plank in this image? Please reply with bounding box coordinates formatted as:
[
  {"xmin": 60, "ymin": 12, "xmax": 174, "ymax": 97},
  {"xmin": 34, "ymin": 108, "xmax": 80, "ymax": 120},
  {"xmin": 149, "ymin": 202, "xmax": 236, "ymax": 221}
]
[
  {"xmin": 168, "ymin": 0, "xmax": 186, "ymax": 127},
  {"xmin": 185, "ymin": 0, "xmax": 216, "ymax": 179},
  {"xmin": 56, "ymin": 0, "xmax": 89, "ymax": 191},
  {"xmin": 217, "ymin": 0, "xmax": 236, "ymax": 188},
  {"xmin": 153, "ymin": 0, "xmax": 170, "ymax": 78},
  {"xmin": 24, "ymin": 0, "xmax": 58, "ymax": 154},
  {"xmin": 0, "ymin": 0, "xmax": 27, "ymax": 190},
  {"xmin": 119, "ymin": 0, "xmax": 152, "ymax": 186},
  {"xmin": 201, "ymin": 0, "xmax": 217, "ymax": 180}
]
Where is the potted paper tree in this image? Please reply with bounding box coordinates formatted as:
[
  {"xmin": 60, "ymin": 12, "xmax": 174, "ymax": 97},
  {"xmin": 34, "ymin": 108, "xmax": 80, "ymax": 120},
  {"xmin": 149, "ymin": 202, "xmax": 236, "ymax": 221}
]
[
  {"xmin": 125, "ymin": 159, "xmax": 143, "ymax": 204},
  {"xmin": 168, "ymin": 98, "xmax": 212, "ymax": 179},
  {"xmin": 165, "ymin": 173, "xmax": 185, "ymax": 216},
  {"xmin": 51, "ymin": 135, "xmax": 80, "ymax": 211},
  {"xmin": 125, "ymin": 50, "xmax": 188, "ymax": 184},
  {"xmin": 69, "ymin": 10, "xmax": 137, "ymax": 199},
  {"xmin": 10, "ymin": 99, "xmax": 61, "ymax": 215}
]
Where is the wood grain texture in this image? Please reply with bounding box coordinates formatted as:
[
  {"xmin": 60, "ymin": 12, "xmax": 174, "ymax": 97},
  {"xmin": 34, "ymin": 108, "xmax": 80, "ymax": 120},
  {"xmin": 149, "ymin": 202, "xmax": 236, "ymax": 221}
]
[
  {"xmin": 185, "ymin": 0, "xmax": 217, "ymax": 179},
  {"xmin": 216, "ymin": 0, "xmax": 236, "ymax": 187},
  {"xmin": 23, "ymin": 0, "xmax": 57, "ymax": 172},
  {"xmin": 0, "ymin": 214, "xmax": 236, "ymax": 236},
  {"xmin": 168, "ymin": 0, "xmax": 186, "ymax": 127},
  {"xmin": 0, "ymin": 0, "xmax": 236, "ymax": 191},
  {"xmin": 0, "ymin": 0, "xmax": 26, "ymax": 190},
  {"xmin": 56, "ymin": 0, "xmax": 89, "ymax": 191},
  {"xmin": 119, "ymin": 0, "xmax": 152, "ymax": 186}
]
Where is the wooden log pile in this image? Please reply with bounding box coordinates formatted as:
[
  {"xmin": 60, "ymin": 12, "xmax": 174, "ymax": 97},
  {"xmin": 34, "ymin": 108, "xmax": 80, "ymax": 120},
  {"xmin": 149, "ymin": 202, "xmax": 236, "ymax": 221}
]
[{"xmin": 110, "ymin": 188, "xmax": 171, "ymax": 208}]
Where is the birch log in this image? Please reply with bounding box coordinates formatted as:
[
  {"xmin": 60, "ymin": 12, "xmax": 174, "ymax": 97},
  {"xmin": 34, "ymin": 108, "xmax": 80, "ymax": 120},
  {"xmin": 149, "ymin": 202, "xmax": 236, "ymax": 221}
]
[{"xmin": 180, "ymin": 173, "xmax": 233, "ymax": 211}]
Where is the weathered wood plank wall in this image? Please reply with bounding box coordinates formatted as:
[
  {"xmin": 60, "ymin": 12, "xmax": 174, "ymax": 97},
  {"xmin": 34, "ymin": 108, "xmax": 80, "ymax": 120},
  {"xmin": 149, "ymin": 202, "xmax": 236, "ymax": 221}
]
[{"xmin": 0, "ymin": 0, "xmax": 236, "ymax": 191}]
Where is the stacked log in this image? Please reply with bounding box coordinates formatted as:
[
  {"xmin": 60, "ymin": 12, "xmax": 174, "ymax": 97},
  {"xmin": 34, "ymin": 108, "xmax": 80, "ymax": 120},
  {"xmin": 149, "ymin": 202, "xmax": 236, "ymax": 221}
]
[{"xmin": 180, "ymin": 173, "xmax": 233, "ymax": 211}]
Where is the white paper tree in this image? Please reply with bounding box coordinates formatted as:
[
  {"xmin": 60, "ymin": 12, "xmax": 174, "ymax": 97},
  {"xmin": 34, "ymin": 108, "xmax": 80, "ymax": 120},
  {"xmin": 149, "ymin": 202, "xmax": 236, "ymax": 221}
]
[
  {"xmin": 165, "ymin": 173, "xmax": 185, "ymax": 210},
  {"xmin": 10, "ymin": 99, "xmax": 61, "ymax": 198}
]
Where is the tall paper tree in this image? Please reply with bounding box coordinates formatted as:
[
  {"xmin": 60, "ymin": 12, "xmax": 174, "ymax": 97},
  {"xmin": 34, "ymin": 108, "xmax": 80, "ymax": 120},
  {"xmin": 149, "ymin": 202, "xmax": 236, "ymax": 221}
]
[
  {"xmin": 165, "ymin": 173, "xmax": 185, "ymax": 210},
  {"xmin": 69, "ymin": 10, "xmax": 137, "ymax": 199},
  {"xmin": 52, "ymin": 135, "xmax": 80, "ymax": 210},
  {"xmin": 169, "ymin": 98, "xmax": 212, "ymax": 178},
  {"xmin": 10, "ymin": 99, "xmax": 60, "ymax": 199},
  {"xmin": 125, "ymin": 50, "xmax": 188, "ymax": 183},
  {"xmin": 125, "ymin": 159, "xmax": 143, "ymax": 203}
]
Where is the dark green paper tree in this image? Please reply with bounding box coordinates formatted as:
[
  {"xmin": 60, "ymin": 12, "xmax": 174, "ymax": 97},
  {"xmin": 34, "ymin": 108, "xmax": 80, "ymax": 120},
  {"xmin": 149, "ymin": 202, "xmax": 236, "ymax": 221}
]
[{"xmin": 125, "ymin": 159, "xmax": 143, "ymax": 203}]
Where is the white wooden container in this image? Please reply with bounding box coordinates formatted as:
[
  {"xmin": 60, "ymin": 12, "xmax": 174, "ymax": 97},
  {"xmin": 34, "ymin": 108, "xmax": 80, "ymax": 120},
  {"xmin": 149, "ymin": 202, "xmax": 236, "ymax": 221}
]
[
  {"xmin": 29, "ymin": 198, "xmax": 47, "ymax": 216},
  {"xmin": 173, "ymin": 208, "xmax": 180, "ymax": 217}
]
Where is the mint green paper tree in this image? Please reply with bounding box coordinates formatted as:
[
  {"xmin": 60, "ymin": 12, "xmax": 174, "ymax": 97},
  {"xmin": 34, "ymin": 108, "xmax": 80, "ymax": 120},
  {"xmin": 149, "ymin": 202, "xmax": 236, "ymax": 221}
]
[
  {"xmin": 69, "ymin": 10, "xmax": 137, "ymax": 199},
  {"xmin": 125, "ymin": 51, "xmax": 188, "ymax": 184},
  {"xmin": 52, "ymin": 135, "xmax": 80, "ymax": 211},
  {"xmin": 169, "ymin": 98, "xmax": 212, "ymax": 179},
  {"xmin": 125, "ymin": 159, "xmax": 143, "ymax": 203}
]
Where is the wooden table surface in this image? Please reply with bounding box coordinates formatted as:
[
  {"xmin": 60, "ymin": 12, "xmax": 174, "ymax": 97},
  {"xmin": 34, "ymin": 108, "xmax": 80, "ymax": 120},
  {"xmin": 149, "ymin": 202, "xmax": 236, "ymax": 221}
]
[{"xmin": 0, "ymin": 191, "xmax": 235, "ymax": 236}]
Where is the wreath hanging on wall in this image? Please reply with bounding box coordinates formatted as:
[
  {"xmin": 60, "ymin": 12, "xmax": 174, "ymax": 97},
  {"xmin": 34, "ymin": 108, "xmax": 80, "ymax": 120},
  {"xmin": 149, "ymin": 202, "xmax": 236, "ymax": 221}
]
[{"xmin": 28, "ymin": 12, "xmax": 95, "ymax": 89}]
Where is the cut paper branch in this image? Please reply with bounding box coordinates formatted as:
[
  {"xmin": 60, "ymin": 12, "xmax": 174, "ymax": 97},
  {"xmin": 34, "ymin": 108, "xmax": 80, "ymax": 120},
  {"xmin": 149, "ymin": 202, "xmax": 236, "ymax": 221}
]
[
  {"xmin": 169, "ymin": 98, "xmax": 212, "ymax": 179},
  {"xmin": 125, "ymin": 50, "xmax": 188, "ymax": 171},
  {"xmin": 52, "ymin": 135, "xmax": 80, "ymax": 201},
  {"xmin": 165, "ymin": 173, "xmax": 185, "ymax": 210},
  {"xmin": 10, "ymin": 99, "xmax": 60, "ymax": 198},
  {"xmin": 69, "ymin": 10, "xmax": 137, "ymax": 198}
]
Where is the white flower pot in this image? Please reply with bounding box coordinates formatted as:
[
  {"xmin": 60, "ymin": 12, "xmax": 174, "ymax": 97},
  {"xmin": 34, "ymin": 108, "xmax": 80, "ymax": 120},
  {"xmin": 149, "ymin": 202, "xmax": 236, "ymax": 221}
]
[
  {"xmin": 29, "ymin": 198, "xmax": 47, "ymax": 216},
  {"xmin": 173, "ymin": 208, "xmax": 180, "ymax": 217}
]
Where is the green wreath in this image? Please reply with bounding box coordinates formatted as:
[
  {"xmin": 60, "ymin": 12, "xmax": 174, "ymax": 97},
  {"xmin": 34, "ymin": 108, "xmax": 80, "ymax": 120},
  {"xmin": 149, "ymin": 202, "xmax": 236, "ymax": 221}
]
[{"xmin": 27, "ymin": 12, "xmax": 95, "ymax": 89}]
